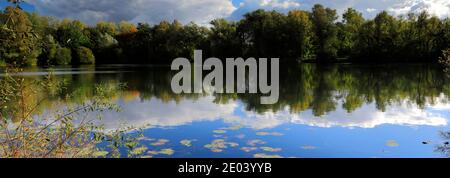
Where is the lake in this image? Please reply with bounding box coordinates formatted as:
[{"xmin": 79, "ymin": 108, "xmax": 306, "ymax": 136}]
[{"xmin": 1, "ymin": 63, "xmax": 450, "ymax": 158}]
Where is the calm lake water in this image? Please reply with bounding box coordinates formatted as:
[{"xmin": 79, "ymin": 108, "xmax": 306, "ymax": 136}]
[{"xmin": 2, "ymin": 64, "xmax": 450, "ymax": 158}]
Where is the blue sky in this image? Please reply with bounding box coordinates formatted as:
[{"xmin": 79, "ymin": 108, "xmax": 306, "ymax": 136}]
[{"xmin": 1, "ymin": 0, "xmax": 449, "ymax": 25}]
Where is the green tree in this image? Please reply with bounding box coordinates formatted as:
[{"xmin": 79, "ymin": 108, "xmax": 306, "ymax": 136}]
[
  {"xmin": 53, "ymin": 47, "xmax": 72, "ymax": 65},
  {"xmin": 373, "ymin": 11, "xmax": 399, "ymax": 59},
  {"xmin": 287, "ymin": 10, "xmax": 314, "ymax": 60},
  {"xmin": 209, "ymin": 19, "xmax": 241, "ymax": 58},
  {"xmin": 238, "ymin": 9, "xmax": 289, "ymax": 58},
  {"xmin": 87, "ymin": 27, "xmax": 120, "ymax": 64},
  {"xmin": 74, "ymin": 46, "xmax": 95, "ymax": 64},
  {"xmin": 178, "ymin": 22, "xmax": 209, "ymax": 59},
  {"xmin": 38, "ymin": 34, "xmax": 58, "ymax": 65},
  {"xmin": 355, "ymin": 11, "xmax": 400, "ymax": 60},
  {"xmin": 413, "ymin": 12, "xmax": 443, "ymax": 60},
  {"xmin": 311, "ymin": 4, "xmax": 339, "ymax": 62},
  {"xmin": 337, "ymin": 8, "xmax": 364, "ymax": 57},
  {"xmin": 56, "ymin": 19, "xmax": 90, "ymax": 49}
]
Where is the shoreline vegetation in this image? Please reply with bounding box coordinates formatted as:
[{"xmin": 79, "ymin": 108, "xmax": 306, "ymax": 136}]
[
  {"xmin": 0, "ymin": 67, "xmax": 150, "ymax": 158},
  {"xmin": 0, "ymin": 2, "xmax": 449, "ymax": 67}
]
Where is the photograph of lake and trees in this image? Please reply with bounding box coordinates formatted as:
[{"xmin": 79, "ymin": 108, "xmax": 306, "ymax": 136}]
[{"xmin": 0, "ymin": 0, "xmax": 450, "ymax": 160}]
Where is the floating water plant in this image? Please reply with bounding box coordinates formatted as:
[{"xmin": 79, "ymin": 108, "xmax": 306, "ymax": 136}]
[
  {"xmin": 260, "ymin": 147, "xmax": 282, "ymax": 152},
  {"xmin": 253, "ymin": 153, "xmax": 283, "ymax": 158},
  {"xmin": 150, "ymin": 139, "xmax": 170, "ymax": 146}
]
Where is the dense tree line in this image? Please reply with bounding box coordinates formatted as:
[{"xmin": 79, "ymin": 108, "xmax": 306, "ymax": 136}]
[{"xmin": 1, "ymin": 3, "xmax": 450, "ymax": 66}]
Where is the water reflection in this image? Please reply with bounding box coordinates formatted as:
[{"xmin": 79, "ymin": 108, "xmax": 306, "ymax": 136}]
[
  {"xmin": 5, "ymin": 64, "xmax": 450, "ymax": 127},
  {"xmin": 97, "ymin": 95, "xmax": 448, "ymax": 130},
  {"xmin": 2, "ymin": 63, "xmax": 450, "ymax": 157}
]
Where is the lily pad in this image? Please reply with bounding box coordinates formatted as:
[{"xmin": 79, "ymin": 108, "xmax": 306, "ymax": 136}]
[
  {"xmin": 204, "ymin": 139, "xmax": 239, "ymax": 153},
  {"xmin": 260, "ymin": 147, "xmax": 282, "ymax": 152},
  {"xmin": 159, "ymin": 148, "xmax": 175, "ymax": 155},
  {"xmin": 228, "ymin": 142, "xmax": 239, "ymax": 147},
  {"xmin": 129, "ymin": 146, "xmax": 148, "ymax": 156},
  {"xmin": 213, "ymin": 130, "xmax": 227, "ymax": 134},
  {"xmin": 137, "ymin": 136, "xmax": 155, "ymax": 142},
  {"xmin": 224, "ymin": 125, "xmax": 243, "ymax": 131},
  {"xmin": 213, "ymin": 134, "xmax": 226, "ymax": 138},
  {"xmin": 247, "ymin": 139, "xmax": 267, "ymax": 146},
  {"xmin": 92, "ymin": 150, "xmax": 109, "ymax": 157},
  {"xmin": 253, "ymin": 153, "xmax": 283, "ymax": 158},
  {"xmin": 147, "ymin": 148, "xmax": 175, "ymax": 156},
  {"xmin": 147, "ymin": 151, "xmax": 159, "ymax": 155},
  {"xmin": 256, "ymin": 132, "xmax": 283, "ymax": 136},
  {"xmin": 151, "ymin": 139, "xmax": 170, "ymax": 146},
  {"xmin": 180, "ymin": 139, "xmax": 195, "ymax": 147},
  {"xmin": 240, "ymin": 147, "xmax": 258, "ymax": 152}
]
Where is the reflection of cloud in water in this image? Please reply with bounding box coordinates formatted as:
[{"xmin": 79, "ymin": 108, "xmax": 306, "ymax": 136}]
[
  {"xmin": 98, "ymin": 96, "xmax": 449, "ymax": 130},
  {"xmin": 426, "ymin": 95, "xmax": 450, "ymax": 111},
  {"xmin": 98, "ymin": 96, "xmax": 238, "ymax": 130},
  {"xmin": 290, "ymin": 102, "xmax": 448, "ymax": 128}
]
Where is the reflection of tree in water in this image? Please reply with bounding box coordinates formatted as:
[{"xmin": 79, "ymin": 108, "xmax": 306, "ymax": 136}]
[
  {"xmin": 234, "ymin": 63, "xmax": 450, "ymax": 115},
  {"xmin": 435, "ymin": 131, "xmax": 450, "ymax": 157},
  {"xmin": 5, "ymin": 64, "xmax": 450, "ymax": 117}
]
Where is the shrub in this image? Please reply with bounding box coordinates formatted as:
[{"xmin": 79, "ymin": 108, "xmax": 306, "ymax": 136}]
[
  {"xmin": 74, "ymin": 46, "xmax": 96, "ymax": 64},
  {"xmin": 53, "ymin": 47, "xmax": 72, "ymax": 65},
  {"xmin": 0, "ymin": 70, "xmax": 143, "ymax": 158}
]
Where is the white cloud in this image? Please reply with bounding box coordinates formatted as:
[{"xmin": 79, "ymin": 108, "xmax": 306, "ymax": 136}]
[
  {"xmin": 229, "ymin": 0, "xmax": 450, "ymax": 20},
  {"xmin": 24, "ymin": 0, "xmax": 450, "ymax": 25},
  {"xmin": 388, "ymin": 0, "xmax": 450, "ymax": 18},
  {"xmin": 27, "ymin": 0, "xmax": 236, "ymax": 25},
  {"xmin": 366, "ymin": 8, "xmax": 377, "ymax": 13},
  {"xmin": 258, "ymin": 0, "xmax": 301, "ymax": 9}
]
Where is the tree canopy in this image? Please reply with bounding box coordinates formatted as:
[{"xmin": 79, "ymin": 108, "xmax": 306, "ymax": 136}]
[{"xmin": 1, "ymin": 4, "xmax": 449, "ymax": 66}]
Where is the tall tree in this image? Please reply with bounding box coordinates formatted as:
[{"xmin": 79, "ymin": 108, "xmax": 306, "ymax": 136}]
[
  {"xmin": 209, "ymin": 19, "xmax": 241, "ymax": 58},
  {"xmin": 311, "ymin": 4, "xmax": 339, "ymax": 62},
  {"xmin": 355, "ymin": 11, "xmax": 400, "ymax": 60},
  {"xmin": 338, "ymin": 8, "xmax": 364, "ymax": 57},
  {"xmin": 0, "ymin": 6, "xmax": 40, "ymax": 66},
  {"xmin": 238, "ymin": 9, "xmax": 289, "ymax": 58},
  {"xmin": 287, "ymin": 10, "xmax": 314, "ymax": 60},
  {"xmin": 96, "ymin": 21, "xmax": 117, "ymax": 36},
  {"xmin": 56, "ymin": 19, "xmax": 90, "ymax": 49}
]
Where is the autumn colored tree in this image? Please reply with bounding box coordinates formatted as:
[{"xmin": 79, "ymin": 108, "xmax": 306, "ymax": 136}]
[{"xmin": 0, "ymin": 6, "xmax": 40, "ymax": 66}]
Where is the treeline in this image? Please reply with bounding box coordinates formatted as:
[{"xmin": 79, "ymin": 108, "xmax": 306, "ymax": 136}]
[{"xmin": 1, "ymin": 4, "xmax": 450, "ymax": 66}]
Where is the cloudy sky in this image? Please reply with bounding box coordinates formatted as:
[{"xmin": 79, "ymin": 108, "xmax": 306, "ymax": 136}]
[{"xmin": 1, "ymin": 0, "xmax": 449, "ymax": 25}]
